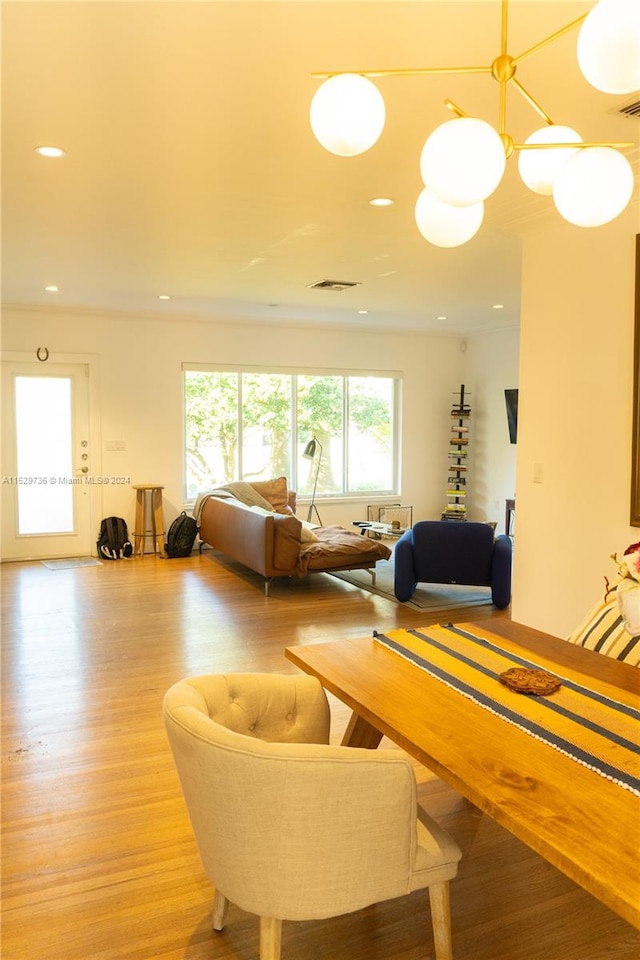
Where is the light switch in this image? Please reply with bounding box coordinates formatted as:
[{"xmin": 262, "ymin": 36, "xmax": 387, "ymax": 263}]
[{"xmin": 533, "ymin": 461, "xmax": 543, "ymax": 484}]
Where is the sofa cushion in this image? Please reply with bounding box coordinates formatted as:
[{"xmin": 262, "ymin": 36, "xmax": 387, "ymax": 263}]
[
  {"xmin": 250, "ymin": 476, "xmax": 294, "ymax": 515},
  {"xmin": 221, "ymin": 482, "xmax": 274, "ymax": 512},
  {"xmin": 567, "ymin": 583, "xmax": 640, "ymax": 666},
  {"xmin": 300, "ymin": 523, "xmax": 320, "ymax": 543},
  {"xmin": 298, "ymin": 526, "xmax": 392, "ymax": 575},
  {"xmin": 272, "ymin": 514, "xmax": 303, "ymax": 570},
  {"xmin": 249, "ymin": 505, "xmax": 273, "ymax": 517},
  {"xmin": 251, "ymin": 502, "xmax": 317, "ymax": 539}
]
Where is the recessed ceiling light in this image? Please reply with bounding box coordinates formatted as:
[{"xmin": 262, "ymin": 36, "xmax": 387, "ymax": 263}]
[
  {"xmin": 158, "ymin": 295, "xmax": 171, "ymax": 300},
  {"xmin": 369, "ymin": 197, "xmax": 394, "ymax": 207},
  {"xmin": 436, "ymin": 315, "xmax": 447, "ymax": 321},
  {"xmin": 492, "ymin": 303, "xmax": 504, "ymax": 309},
  {"xmin": 45, "ymin": 285, "xmax": 58, "ymax": 292},
  {"xmin": 35, "ymin": 146, "xmax": 66, "ymax": 158},
  {"xmin": 358, "ymin": 309, "xmax": 369, "ymax": 315}
]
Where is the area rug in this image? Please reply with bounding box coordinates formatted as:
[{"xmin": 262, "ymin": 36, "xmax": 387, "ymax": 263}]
[
  {"xmin": 41, "ymin": 558, "xmax": 102, "ymax": 570},
  {"xmin": 329, "ymin": 556, "xmax": 493, "ymax": 612}
]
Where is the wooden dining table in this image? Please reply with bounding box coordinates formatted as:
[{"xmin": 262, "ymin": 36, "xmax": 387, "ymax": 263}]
[{"xmin": 285, "ymin": 619, "xmax": 640, "ymax": 930}]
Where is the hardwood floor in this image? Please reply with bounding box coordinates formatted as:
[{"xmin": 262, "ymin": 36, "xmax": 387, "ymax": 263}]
[{"xmin": 2, "ymin": 551, "xmax": 638, "ymax": 960}]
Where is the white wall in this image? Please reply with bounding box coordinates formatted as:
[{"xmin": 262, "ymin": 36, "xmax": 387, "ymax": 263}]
[
  {"xmin": 3, "ymin": 308, "xmax": 510, "ymax": 538},
  {"xmin": 513, "ymin": 203, "xmax": 639, "ymax": 637},
  {"xmin": 463, "ymin": 329, "xmax": 520, "ymax": 533}
]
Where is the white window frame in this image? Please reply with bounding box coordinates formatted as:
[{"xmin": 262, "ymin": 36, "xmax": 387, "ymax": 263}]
[{"xmin": 182, "ymin": 362, "xmax": 403, "ymax": 501}]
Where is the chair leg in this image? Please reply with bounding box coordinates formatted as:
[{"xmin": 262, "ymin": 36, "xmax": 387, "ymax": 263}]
[
  {"xmin": 260, "ymin": 916, "xmax": 282, "ymax": 960},
  {"xmin": 429, "ymin": 881, "xmax": 453, "ymax": 960},
  {"xmin": 212, "ymin": 889, "xmax": 229, "ymax": 931}
]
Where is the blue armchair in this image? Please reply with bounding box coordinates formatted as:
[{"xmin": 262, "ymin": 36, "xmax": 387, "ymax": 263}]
[{"xmin": 394, "ymin": 521, "xmax": 512, "ymax": 609}]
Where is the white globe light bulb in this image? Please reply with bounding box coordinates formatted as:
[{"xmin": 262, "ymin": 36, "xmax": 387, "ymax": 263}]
[
  {"xmin": 553, "ymin": 147, "xmax": 634, "ymax": 227},
  {"xmin": 310, "ymin": 73, "xmax": 385, "ymax": 157},
  {"xmin": 420, "ymin": 117, "xmax": 506, "ymax": 206},
  {"xmin": 577, "ymin": 0, "xmax": 640, "ymax": 94},
  {"xmin": 518, "ymin": 125, "xmax": 583, "ymax": 196},
  {"xmin": 414, "ymin": 188, "xmax": 484, "ymax": 247}
]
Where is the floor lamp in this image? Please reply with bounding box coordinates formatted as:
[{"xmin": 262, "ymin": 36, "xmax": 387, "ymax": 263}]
[{"xmin": 302, "ymin": 437, "xmax": 323, "ymax": 524}]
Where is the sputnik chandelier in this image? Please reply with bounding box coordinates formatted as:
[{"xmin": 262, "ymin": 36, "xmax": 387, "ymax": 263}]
[{"xmin": 310, "ymin": 0, "xmax": 639, "ymax": 248}]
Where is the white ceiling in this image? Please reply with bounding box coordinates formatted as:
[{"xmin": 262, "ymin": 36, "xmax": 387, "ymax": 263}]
[{"xmin": 2, "ymin": 1, "xmax": 638, "ymax": 335}]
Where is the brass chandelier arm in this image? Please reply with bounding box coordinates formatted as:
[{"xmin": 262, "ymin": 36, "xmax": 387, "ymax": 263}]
[
  {"xmin": 311, "ymin": 66, "xmax": 491, "ymax": 80},
  {"xmin": 500, "ymin": 0, "xmax": 509, "ymax": 57},
  {"xmin": 311, "ymin": 4, "xmax": 590, "ymax": 82},
  {"xmin": 511, "ymin": 12, "xmax": 589, "ymax": 66},
  {"xmin": 511, "ymin": 77, "xmax": 555, "ymax": 125},
  {"xmin": 514, "ymin": 140, "xmax": 635, "ymax": 151},
  {"xmin": 499, "ymin": 78, "xmax": 508, "ymax": 137},
  {"xmin": 444, "ymin": 99, "xmax": 468, "ymax": 118}
]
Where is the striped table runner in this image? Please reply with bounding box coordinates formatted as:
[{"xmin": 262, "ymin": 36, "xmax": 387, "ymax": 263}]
[{"xmin": 374, "ymin": 624, "xmax": 640, "ymax": 796}]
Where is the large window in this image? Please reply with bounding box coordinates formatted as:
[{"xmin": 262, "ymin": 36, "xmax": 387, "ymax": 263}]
[{"xmin": 183, "ymin": 366, "xmax": 400, "ymax": 500}]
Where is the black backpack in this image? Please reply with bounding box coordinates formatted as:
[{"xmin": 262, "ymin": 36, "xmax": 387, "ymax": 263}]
[
  {"xmin": 97, "ymin": 516, "xmax": 133, "ymax": 560},
  {"xmin": 165, "ymin": 511, "xmax": 198, "ymax": 558}
]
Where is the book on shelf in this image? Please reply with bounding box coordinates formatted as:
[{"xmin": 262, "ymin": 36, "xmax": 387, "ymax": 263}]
[{"xmin": 446, "ymin": 387, "xmax": 471, "ymax": 517}]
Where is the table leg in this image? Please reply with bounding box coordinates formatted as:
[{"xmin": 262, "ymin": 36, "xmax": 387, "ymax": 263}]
[
  {"xmin": 151, "ymin": 486, "xmax": 165, "ymax": 556},
  {"xmin": 134, "ymin": 488, "xmax": 145, "ymax": 557},
  {"xmin": 341, "ymin": 711, "xmax": 384, "ymax": 749}
]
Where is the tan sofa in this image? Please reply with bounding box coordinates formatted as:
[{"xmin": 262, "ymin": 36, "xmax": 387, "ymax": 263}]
[{"xmin": 195, "ymin": 477, "xmax": 391, "ymax": 596}]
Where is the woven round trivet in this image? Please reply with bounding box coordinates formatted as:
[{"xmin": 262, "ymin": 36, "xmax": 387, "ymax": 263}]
[{"xmin": 498, "ymin": 667, "xmax": 561, "ymax": 696}]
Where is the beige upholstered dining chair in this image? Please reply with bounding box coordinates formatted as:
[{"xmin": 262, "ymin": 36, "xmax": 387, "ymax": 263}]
[{"xmin": 163, "ymin": 672, "xmax": 462, "ymax": 960}]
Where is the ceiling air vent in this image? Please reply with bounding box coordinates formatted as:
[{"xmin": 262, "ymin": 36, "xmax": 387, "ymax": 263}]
[
  {"xmin": 617, "ymin": 99, "xmax": 640, "ymax": 119},
  {"xmin": 306, "ymin": 279, "xmax": 361, "ymax": 292}
]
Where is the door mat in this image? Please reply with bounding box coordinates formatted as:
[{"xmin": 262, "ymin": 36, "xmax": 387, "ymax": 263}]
[{"xmin": 41, "ymin": 558, "xmax": 103, "ymax": 570}]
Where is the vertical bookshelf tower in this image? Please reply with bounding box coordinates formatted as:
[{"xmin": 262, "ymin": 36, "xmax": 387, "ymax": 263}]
[{"xmin": 442, "ymin": 384, "xmax": 470, "ymax": 521}]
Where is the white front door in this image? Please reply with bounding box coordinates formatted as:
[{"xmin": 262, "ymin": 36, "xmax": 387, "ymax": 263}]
[{"xmin": 1, "ymin": 361, "xmax": 94, "ymax": 560}]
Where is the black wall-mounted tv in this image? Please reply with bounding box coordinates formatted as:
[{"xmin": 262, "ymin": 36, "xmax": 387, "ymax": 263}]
[{"xmin": 505, "ymin": 389, "xmax": 518, "ymax": 444}]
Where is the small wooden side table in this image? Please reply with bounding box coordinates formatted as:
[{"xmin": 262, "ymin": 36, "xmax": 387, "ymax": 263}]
[{"xmin": 132, "ymin": 484, "xmax": 165, "ymax": 557}]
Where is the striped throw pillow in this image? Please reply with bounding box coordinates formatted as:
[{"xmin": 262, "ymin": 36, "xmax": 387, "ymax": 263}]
[{"xmin": 567, "ymin": 582, "xmax": 640, "ymax": 666}]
